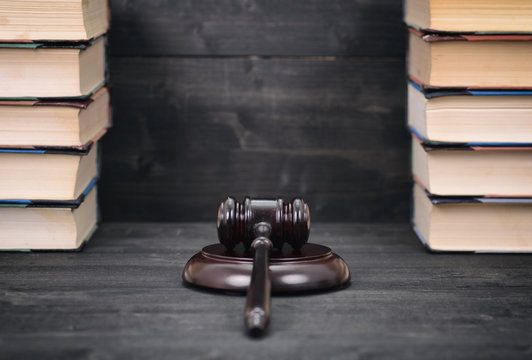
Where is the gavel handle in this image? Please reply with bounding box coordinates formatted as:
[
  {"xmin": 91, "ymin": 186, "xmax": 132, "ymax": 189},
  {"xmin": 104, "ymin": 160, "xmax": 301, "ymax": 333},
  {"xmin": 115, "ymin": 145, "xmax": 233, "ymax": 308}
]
[{"xmin": 245, "ymin": 237, "xmax": 272, "ymax": 334}]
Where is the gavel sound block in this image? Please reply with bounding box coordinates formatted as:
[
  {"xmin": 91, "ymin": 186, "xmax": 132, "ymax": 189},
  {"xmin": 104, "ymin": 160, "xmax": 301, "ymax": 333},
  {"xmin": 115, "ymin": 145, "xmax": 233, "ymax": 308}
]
[{"xmin": 183, "ymin": 197, "xmax": 350, "ymax": 334}]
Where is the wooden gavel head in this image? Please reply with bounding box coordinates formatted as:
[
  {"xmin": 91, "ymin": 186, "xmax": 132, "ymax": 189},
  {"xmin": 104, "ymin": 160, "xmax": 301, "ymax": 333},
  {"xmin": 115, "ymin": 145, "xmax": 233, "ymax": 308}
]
[{"xmin": 217, "ymin": 197, "xmax": 310, "ymax": 251}]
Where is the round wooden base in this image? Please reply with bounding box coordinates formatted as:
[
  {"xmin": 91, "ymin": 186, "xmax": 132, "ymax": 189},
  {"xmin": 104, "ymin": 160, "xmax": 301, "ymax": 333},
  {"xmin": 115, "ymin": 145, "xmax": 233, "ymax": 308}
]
[{"xmin": 183, "ymin": 243, "xmax": 350, "ymax": 293}]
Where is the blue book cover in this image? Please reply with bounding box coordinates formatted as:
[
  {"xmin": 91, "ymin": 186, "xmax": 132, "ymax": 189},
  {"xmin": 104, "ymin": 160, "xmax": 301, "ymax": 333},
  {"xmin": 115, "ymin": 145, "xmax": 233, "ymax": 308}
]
[
  {"xmin": 410, "ymin": 128, "xmax": 532, "ymax": 150},
  {"xmin": 409, "ymin": 79, "xmax": 532, "ymax": 99},
  {"xmin": 414, "ymin": 179, "xmax": 532, "ymax": 205},
  {"xmin": 0, "ymin": 178, "xmax": 97, "ymax": 208}
]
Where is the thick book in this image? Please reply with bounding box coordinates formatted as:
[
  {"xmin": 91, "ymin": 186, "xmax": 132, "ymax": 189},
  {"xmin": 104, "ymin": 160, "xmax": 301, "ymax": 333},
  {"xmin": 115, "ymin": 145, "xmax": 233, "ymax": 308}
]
[
  {"xmin": 404, "ymin": 0, "xmax": 532, "ymax": 34},
  {"xmin": 412, "ymin": 184, "xmax": 532, "ymax": 252},
  {"xmin": 0, "ymin": 181, "xmax": 99, "ymax": 251},
  {"xmin": 0, "ymin": 87, "xmax": 110, "ymax": 147},
  {"xmin": 0, "ymin": 37, "xmax": 105, "ymax": 99},
  {"xmin": 408, "ymin": 82, "xmax": 532, "ymax": 143},
  {"xmin": 407, "ymin": 28, "xmax": 532, "ymax": 89},
  {"xmin": 0, "ymin": 0, "xmax": 109, "ymax": 41},
  {"xmin": 0, "ymin": 139, "xmax": 100, "ymax": 200},
  {"xmin": 411, "ymin": 133, "xmax": 532, "ymax": 196}
]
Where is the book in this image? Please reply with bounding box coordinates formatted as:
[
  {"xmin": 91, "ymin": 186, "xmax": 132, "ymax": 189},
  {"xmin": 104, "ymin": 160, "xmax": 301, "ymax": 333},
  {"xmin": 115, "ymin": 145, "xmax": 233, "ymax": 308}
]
[
  {"xmin": 408, "ymin": 82, "xmax": 532, "ymax": 143},
  {"xmin": 411, "ymin": 134, "xmax": 532, "ymax": 196},
  {"xmin": 0, "ymin": 37, "xmax": 105, "ymax": 99},
  {"xmin": 0, "ymin": 182, "xmax": 98, "ymax": 251},
  {"xmin": 0, "ymin": 0, "xmax": 109, "ymax": 41},
  {"xmin": 404, "ymin": 0, "xmax": 532, "ymax": 34},
  {"xmin": 0, "ymin": 87, "xmax": 110, "ymax": 147},
  {"xmin": 412, "ymin": 184, "xmax": 532, "ymax": 252},
  {"xmin": 407, "ymin": 28, "xmax": 532, "ymax": 89},
  {"xmin": 0, "ymin": 141, "xmax": 99, "ymax": 200}
]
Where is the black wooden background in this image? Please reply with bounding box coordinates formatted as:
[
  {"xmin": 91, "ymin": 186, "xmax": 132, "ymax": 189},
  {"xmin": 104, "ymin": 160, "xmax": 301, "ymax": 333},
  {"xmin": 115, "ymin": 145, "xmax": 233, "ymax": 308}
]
[{"xmin": 101, "ymin": 0, "xmax": 408, "ymax": 222}]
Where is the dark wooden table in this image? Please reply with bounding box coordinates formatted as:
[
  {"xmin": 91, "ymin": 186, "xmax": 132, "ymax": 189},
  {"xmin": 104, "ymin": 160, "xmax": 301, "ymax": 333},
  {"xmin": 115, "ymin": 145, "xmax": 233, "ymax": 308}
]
[{"xmin": 1, "ymin": 223, "xmax": 531, "ymax": 359}]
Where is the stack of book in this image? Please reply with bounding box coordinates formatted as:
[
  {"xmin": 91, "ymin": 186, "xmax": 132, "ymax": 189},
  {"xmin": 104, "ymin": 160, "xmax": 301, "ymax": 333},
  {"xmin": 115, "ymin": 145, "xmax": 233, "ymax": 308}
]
[
  {"xmin": 0, "ymin": 0, "xmax": 110, "ymax": 250},
  {"xmin": 404, "ymin": 0, "xmax": 532, "ymax": 252}
]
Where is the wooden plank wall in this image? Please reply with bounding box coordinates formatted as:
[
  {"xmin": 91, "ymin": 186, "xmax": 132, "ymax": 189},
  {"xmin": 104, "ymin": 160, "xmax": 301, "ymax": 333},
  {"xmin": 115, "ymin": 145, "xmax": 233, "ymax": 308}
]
[{"xmin": 101, "ymin": 0, "xmax": 409, "ymax": 222}]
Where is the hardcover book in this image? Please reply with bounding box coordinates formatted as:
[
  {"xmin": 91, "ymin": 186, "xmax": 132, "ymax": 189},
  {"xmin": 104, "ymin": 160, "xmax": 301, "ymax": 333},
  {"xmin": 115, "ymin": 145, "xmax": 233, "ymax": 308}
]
[
  {"xmin": 0, "ymin": 140, "xmax": 100, "ymax": 200},
  {"xmin": 404, "ymin": 0, "xmax": 532, "ymax": 34},
  {"xmin": 0, "ymin": 0, "xmax": 109, "ymax": 41},
  {"xmin": 0, "ymin": 181, "xmax": 99, "ymax": 251},
  {"xmin": 0, "ymin": 37, "xmax": 106, "ymax": 99},
  {"xmin": 407, "ymin": 28, "xmax": 532, "ymax": 89},
  {"xmin": 412, "ymin": 184, "xmax": 532, "ymax": 252},
  {"xmin": 408, "ymin": 82, "xmax": 532, "ymax": 143},
  {"xmin": 411, "ymin": 133, "xmax": 532, "ymax": 196},
  {"xmin": 0, "ymin": 87, "xmax": 110, "ymax": 147}
]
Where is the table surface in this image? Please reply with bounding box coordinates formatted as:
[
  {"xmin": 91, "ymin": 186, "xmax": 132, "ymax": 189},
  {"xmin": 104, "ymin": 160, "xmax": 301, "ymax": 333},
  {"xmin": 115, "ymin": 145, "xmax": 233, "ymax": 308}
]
[{"xmin": 1, "ymin": 223, "xmax": 531, "ymax": 359}]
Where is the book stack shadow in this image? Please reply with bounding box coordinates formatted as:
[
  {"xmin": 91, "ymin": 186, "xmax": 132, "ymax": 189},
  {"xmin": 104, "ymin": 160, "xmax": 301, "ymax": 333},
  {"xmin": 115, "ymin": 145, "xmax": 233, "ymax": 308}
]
[
  {"xmin": 0, "ymin": 1, "xmax": 110, "ymax": 250},
  {"xmin": 404, "ymin": 0, "xmax": 532, "ymax": 252}
]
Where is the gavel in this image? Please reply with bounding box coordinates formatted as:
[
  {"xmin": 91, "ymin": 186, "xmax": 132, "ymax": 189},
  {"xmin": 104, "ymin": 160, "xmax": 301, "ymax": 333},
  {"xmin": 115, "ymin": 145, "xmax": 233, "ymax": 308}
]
[
  {"xmin": 183, "ymin": 196, "xmax": 349, "ymax": 337},
  {"xmin": 217, "ymin": 197, "xmax": 310, "ymax": 334}
]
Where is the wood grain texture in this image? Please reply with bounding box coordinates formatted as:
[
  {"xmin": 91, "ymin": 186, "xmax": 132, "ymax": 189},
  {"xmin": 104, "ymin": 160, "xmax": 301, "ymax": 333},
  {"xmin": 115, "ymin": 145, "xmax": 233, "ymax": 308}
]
[
  {"xmin": 109, "ymin": 0, "xmax": 405, "ymax": 57},
  {"xmin": 100, "ymin": 57, "xmax": 409, "ymax": 222},
  {"xmin": 1, "ymin": 223, "xmax": 531, "ymax": 359}
]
